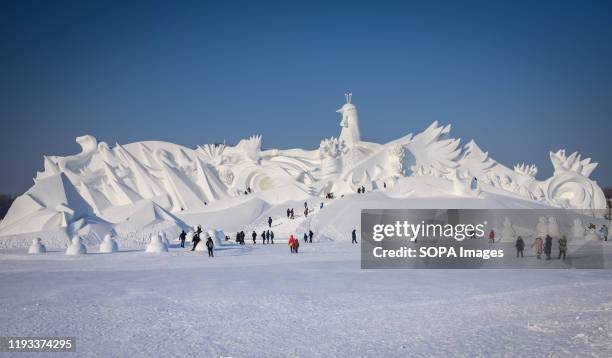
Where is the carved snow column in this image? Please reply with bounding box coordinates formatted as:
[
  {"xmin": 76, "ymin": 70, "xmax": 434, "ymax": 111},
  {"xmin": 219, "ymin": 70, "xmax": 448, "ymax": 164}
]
[{"xmin": 336, "ymin": 92, "xmax": 361, "ymax": 148}]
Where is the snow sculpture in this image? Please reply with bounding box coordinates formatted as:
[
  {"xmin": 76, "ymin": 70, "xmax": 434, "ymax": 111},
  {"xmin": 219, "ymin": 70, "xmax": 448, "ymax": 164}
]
[
  {"xmin": 198, "ymin": 143, "xmax": 226, "ymax": 166},
  {"xmin": 145, "ymin": 234, "xmax": 168, "ymax": 253},
  {"xmin": 336, "ymin": 92, "xmax": 361, "ymax": 147},
  {"xmin": 501, "ymin": 217, "xmax": 515, "ymax": 242},
  {"xmin": 536, "ymin": 217, "xmax": 548, "ymax": 237},
  {"xmin": 0, "ymin": 93, "xmax": 608, "ymax": 241},
  {"xmin": 28, "ymin": 238, "xmax": 46, "ymax": 254},
  {"xmin": 387, "ymin": 144, "xmax": 406, "ymax": 176},
  {"xmin": 319, "ymin": 137, "xmax": 344, "ymax": 176},
  {"xmin": 66, "ymin": 236, "xmax": 87, "ymax": 255},
  {"xmin": 99, "ymin": 234, "xmax": 119, "ymax": 253},
  {"xmin": 548, "ymin": 217, "xmax": 561, "ymax": 237},
  {"xmin": 236, "ymin": 135, "xmax": 262, "ymax": 163},
  {"xmin": 159, "ymin": 232, "xmax": 170, "ymax": 246},
  {"xmin": 544, "ymin": 150, "xmax": 606, "ymax": 210},
  {"xmin": 571, "ymin": 218, "xmax": 585, "ymax": 239},
  {"xmin": 514, "ymin": 163, "xmax": 538, "ymax": 178}
]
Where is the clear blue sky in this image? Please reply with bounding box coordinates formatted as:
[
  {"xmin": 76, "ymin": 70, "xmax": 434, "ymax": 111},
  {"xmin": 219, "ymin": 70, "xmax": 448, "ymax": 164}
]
[{"xmin": 1, "ymin": 0, "xmax": 611, "ymax": 195}]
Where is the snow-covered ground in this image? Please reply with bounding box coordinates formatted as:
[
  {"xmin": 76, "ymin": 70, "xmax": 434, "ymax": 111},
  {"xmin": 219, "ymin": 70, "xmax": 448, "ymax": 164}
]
[{"xmin": 2, "ymin": 242, "xmax": 612, "ymax": 357}]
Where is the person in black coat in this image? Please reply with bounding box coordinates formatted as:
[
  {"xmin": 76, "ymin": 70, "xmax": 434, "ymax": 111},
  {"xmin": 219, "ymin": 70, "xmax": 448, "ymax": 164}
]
[
  {"xmin": 191, "ymin": 232, "xmax": 201, "ymax": 251},
  {"xmin": 515, "ymin": 236, "xmax": 525, "ymax": 258},
  {"xmin": 308, "ymin": 230, "xmax": 314, "ymax": 243},
  {"xmin": 268, "ymin": 216, "xmax": 272, "ymax": 228},
  {"xmin": 179, "ymin": 230, "xmax": 187, "ymax": 248},
  {"xmin": 252, "ymin": 231, "xmax": 257, "ymax": 244},
  {"xmin": 544, "ymin": 235, "xmax": 553, "ymax": 260},
  {"xmin": 261, "ymin": 231, "xmax": 266, "ymax": 244},
  {"xmin": 205, "ymin": 235, "xmax": 214, "ymax": 257},
  {"xmin": 303, "ymin": 233, "xmax": 308, "ymax": 243},
  {"xmin": 270, "ymin": 231, "xmax": 275, "ymax": 244},
  {"xmin": 351, "ymin": 229, "xmax": 358, "ymax": 244}
]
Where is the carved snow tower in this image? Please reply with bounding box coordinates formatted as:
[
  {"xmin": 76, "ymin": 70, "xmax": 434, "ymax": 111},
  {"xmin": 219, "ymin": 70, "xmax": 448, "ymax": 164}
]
[{"xmin": 337, "ymin": 92, "xmax": 361, "ymax": 147}]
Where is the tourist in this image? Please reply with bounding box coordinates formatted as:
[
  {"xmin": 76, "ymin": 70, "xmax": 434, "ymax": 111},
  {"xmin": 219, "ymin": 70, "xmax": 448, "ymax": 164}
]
[
  {"xmin": 601, "ymin": 225, "xmax": 608, "ymax": 241},
  {"xmin": 268, "ymin": 216, "xmax": 272, "ymax": 228},
  {"xmin": 351, "ymin": 229, "xmax": 358, "ymax": 244},
  {"xmin": 205, "ymin": 234, "xmax": 214, "ymax": 257},
  {"xmin": 488, "ymin": 229, "xmax": 495, "ymax": 243},
  {"xmin": 288, "ymin": 235, "xmax": 297, "ymax": 253},
  {"xmin": 320, "ymin": 202, "xmax": 324, "ymax": 209},
  {"xmin": 266, "ymin": 230, "xmax": 270, "ymax": 244},
  {"xmin": 179, "ymin": 230, "xmax": 186, "ymax": 248},
  {"xmin": 532, "ymin": 237, "xmax": 543, "ymax": 259},
  {"xmin": 252, "ymin": 231, "xmax": 257, "ymax": 244},
  {"xmin": 286, "ymin": 208, "xmax": 290, "ymax": 218},
  {"xmin": 270, "ymin": 231, "xmax": 275, "ymax": 244},
  {"xmin": 303, "ymin": 233, "xmax": 308, "ymax": 243},
  {"xmin": 309, "ymin": 230, "xmax": 314, "ymax": 243},
  {"xmin": 261, "ymin": 231, "xmax": 266, "ymax": 244},
  {"xmin": 558, "ymin": 235, "xmax": 567, "ymax": 260},
  {"xmin": 544, "ymin": 235, "xmax": 552, "ymax": 260},
  {"xmin": 515, "ymin": 236, "xmax": 524, "ymax": 258},
  {"xmin": 191, "ymin": 232, "xmax": 201, "ymax": 251},
  {"xmin": 304, "ymin": 207, "xmax": 309, "ymax": 217}
]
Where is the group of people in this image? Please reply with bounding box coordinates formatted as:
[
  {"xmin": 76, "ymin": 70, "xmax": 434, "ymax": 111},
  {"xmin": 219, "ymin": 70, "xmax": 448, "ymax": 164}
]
[
  {"xmin": 251, "ymin": 230, "xmax": 275, "ymax": 244},
  {"xmin": 514, "ymin": 234, "xmax": 567, "ymax": 260},
  {"xmin": 287, "ymin": 235, "xmax": 300, "ymax": 253},
  {"xmin": 356, "ymin": 186, "xmax": 367, "ymax": 194},
  {"xmin": 302, "ymin": 230, "xmax": 314, "ymax": 243},
  {"xmin": 178, "ymin": 225, "xmax": 215, "ymax": 257}
]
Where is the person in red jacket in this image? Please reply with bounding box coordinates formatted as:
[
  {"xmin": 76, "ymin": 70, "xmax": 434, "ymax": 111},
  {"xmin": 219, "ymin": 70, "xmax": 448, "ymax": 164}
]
[
  {"xmin": 488, "ymin": 229, "xmax": 495, "ymax": 243},
  {"xmin": 288, "ymin": 235, "xmax": 296, "ymax": 253}
]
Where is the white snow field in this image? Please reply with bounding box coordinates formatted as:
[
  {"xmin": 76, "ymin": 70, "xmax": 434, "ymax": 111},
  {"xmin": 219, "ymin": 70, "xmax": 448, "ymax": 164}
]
[{"xmin": 1, "ymin": 242, "xmax": 612, "ymax": 357}]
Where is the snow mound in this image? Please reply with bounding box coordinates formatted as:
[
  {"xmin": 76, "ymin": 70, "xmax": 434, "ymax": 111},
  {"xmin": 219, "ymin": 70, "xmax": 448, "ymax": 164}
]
[
  {"xmin": 99, "ymin": 234, "xmax": 119, "ymax": 253},
  {"xmin": 28, "ymin": 238, "xmax": 46, "ymax": 254},
  {"xmin": 145, "ymin": 234, "xmax": 168, "ymax": 253},
  {"xmin": 66, "ymin": 236, "xmax": 87, "ymax": 255}
]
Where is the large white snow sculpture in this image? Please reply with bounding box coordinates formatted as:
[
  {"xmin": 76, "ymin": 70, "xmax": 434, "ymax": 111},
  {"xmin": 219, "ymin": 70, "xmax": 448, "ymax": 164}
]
[
  {"xmin": 28, "ymin": 238, "xmax": 47, "ymax": 254},
  {"xmin": 145, "ymin": 234, "xmax": 168, "ymax": 253},
  {"xmin": 99, "ymin": 234, "xmax": 119, "ymax": 253},
  {"xmin": 0, "ymin": 93, "xmax": 607, "ymax": 242},
  {"xmin": 66, "ymin": 236, "xmax": 87, "ymax": 255}
]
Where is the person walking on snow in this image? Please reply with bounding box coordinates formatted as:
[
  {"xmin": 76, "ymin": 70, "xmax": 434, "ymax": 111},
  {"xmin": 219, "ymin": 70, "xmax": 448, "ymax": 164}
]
[
  {"xmin": 303, "ymin": 233, "xmax": 308, "ymax": 243},
  {"xmin": 304, "ymin": 207, "xmax": 309, "ymax": 218},
  {"xmin": 309, "ymin": 230, "xmax": 314, "ymax": 243},
  {"xmin": 320, "ymin": 202, "xmax": 324, "ymax": 209},
  {"xmin": 191, "ymin": 232, "xmax": 201, "ymax": 251},
  {"xmin": 544, "ymin": 235, "xmax": 553, "ymax": 260},
  {"xmin": 351, "ymin": 229, "xmax": 358, "ymax": 244},
  {"xmin": 488, "ymin": 229, "xmax": 495, "ymax": 243},
  {"xmin": 288, "ymin": 235, "xmax": 296, "ymax": 253},
  {"xmin": 532, "ymin": 237, "xmax": 543, "ymax": 259},
  {"xmin": 261, "ymin": 231, "xmax": 266, "ymax": 244},
  {"xmin": 266, "ymin": 230, "xmax": 270, "ymax": 244},
  {"xmin": 515, "ymin": 236, "xmax": 525, "ymax": 258},
  {"xmin": 179, "ymin": 230, "xmax": 186, "ymax": 248},
  {"xmin": 558, "ymin": 235, "xmax": 567, "ymax": 260},
  {"xmin": 294, "ymin": 237, "xmax": 300, "ymax": 253},
  {"xmin": 268, "ymin": 216, "xmax": 272, "ymax": 228},
  {"xmin": 270, "ymin": 231, "xmax": 275, "ymax": 244},
  {"xmin": 205, "ymin": 234, "xmax": 214, "ymax": 257},
  {"xmin": 601, "ymin": 225, "xmax": 608, "ymax": 241},
  {"xmin": 286, "ymin": 208, "xmax": 290, "ymax": 218},
  {"xmin": 252, "ymin": 231, "xmax": 257, "ymax": 245}
]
